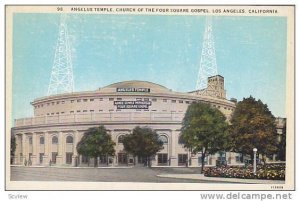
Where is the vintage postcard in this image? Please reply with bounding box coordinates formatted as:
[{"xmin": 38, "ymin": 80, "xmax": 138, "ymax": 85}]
[{"xmin": 5, "ymin": 5, "xmax": 294, "ymax": 190}]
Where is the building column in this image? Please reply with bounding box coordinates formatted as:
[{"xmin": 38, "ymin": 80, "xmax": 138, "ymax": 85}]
[
  {"xmin": 43, "ymin": 132, "xmax": 49, "ymax": 166},
  {"xmin": 72, "ymin": 131, "xmax": 78, "ymax": 167},
  {"xmin": 227, "ymin": 152, "xmax": 233, "ymax": 165},
  {"xmin": 169, "ymin": 130, "xmax": 177, "ymax": 166},
  {"xmin": 209, "ymin": 155, "xmax": 217, "ymax": 166},
  {"xmin": 31, "ymin": 133, "xmax": 38, "ymax": 166},
  {"xmin": 13, "ymin": 134, "xmax": 21, "ymax": 165},
  {"xmin": 190, "ymin": 152, "xmax": 198, "ymax": 167},
  {"xmin": 21, "ymin": 133, "xmax": 26, "ymax": 165},
  {"xmin": 56, "ymin": 132, "xmax": 63, "ymax": 165}
]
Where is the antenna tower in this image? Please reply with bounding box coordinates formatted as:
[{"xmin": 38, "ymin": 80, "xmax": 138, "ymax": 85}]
[
  {"xmin": 47, "ymin": 15, "xmax": 74, "ymax": 95},
  {"xmin": 196, "ymin": 17, "xmax": 218, "ymax": 91}
]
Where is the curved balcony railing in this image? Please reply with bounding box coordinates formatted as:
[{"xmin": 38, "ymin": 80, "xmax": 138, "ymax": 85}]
[{"xmin": 14, "ymin": 112, "xmax": 186, "ymax": 127}]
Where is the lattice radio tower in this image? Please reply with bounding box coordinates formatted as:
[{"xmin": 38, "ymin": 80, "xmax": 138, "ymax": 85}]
[
  {"xmin": 195, "ymin": 17, "xmax": 218, "ymax": 91},
  {"xmin": 47, "ymin": 15, "xmax": 74, "ymax": 95}
]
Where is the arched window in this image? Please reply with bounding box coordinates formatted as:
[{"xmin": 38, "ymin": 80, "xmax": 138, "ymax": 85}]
[
  {"xmin": 66, "ymin": 136, "xmax": 73, "ymax": 143},
  {"xmin": 118, "ymin": 135, "xmax": 125, "ymax": 144},
  {"xmin": 52, "ymin": 136, "xmax": 58, "ymax": 144},
  {"xmin": 159, "ymin": 135, "xmax": 168, "ymax": 144},
  {"xmin": 40, "ymin": 136, "xmax": 45, "ymax": 144}
]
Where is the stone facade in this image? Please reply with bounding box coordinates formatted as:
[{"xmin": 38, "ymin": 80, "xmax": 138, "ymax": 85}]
[{"xmin": 12, "ymin": 77, "xmax": 244, "ymax": 167}]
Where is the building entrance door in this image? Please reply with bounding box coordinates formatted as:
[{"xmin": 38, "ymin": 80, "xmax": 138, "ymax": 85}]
[
  {"xmin": 157, "ymin": 153, "xmax": 168, "ymax": 166},
  {"xmin": 118, "ymin": 153, "xmax": 127, "ymax": 165}
]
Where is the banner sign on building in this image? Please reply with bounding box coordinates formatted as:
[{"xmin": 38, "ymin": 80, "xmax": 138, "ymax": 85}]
[
  {"xmin": 114, "ymin": 101, "xmax": 152, "ymax": 109},
  {"xmin": 116, "ymin": 88, "xmax": 150, "ymax": 93}
]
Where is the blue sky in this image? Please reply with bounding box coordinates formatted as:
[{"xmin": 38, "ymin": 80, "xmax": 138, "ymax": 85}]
[{"xmin": 12, "ymin": 13, "xmax": 287, "ymax": 120}]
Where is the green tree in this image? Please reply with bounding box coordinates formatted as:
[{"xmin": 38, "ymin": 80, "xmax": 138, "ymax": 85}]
[
  {"xmin": 122, "ymin": 126, "xmax": 164, "ymax": 167},
  {"xmin": 77, "ymin": 125, "xmax": 116, "ymax": 167},
  {"xmin": 11, "ymin": 134, "xmax": 16, "ymax": 164},
  {"xmin": 181, "ymin": 102, "xmax": 230, "ymax": 173},
  {"xmin": 230, "ymin": 96, "xmax": 278, "ymax": 162}
]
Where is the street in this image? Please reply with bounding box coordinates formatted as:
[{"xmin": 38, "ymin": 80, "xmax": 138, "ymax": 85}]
[{"xmin": 11, "ymin": 166, "xmax": 217, "ymax": 183}]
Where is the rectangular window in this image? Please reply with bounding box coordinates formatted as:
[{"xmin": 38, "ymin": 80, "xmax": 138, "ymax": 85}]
[
  {"xmin": 109, "ymin": 109, "xmax": 114, "ymax": 112},
  {"xmin": 90, "ymin": 110, "xmax": 94, "ymax": 112},
  {"xmin": 152, "ymin": 98, "xmax": 157, "ymax": 102},
  {"xmin": 172, "ymin": 100, "xmax": 176, "ymax": 103},
  {"xmin": 116, "ymin": 109, "xmax": 121, "ymax": 112},
  {"xmin": 56, "ymin": 101, "xmax": 60, "ymax": 104},
  {"xmin": 61, "ymin": 101, "xmax": 65, "ymax": 104},
  {"xmin": 83, "ymin": 99, "xmax": 88, "ymax": 102},
  {"xmin": 66, "ymin": 153, "xmax": 73, "ymax": 164},
  {"xmin": 109, "ymin": 98, "xmax": 114, "ymax": 101},
  {"xmin": 47, "ymin": 103, "xmax": 50, "ymax": 106},
  {"xmin": 83, "ymin": 110, "xmax": 87, "ymax": 112},
  {"xmin": 77, "ymin": 99, "xmax": 81, "ymax": 102},
  {"xmin": 51, "ymin": 113, "xmax": 54, "ymax": 115},
  {"xmin": 90, "ymin": 99, "xmax": 94, "ymax": 101},
  {"xmin": 51, "ymin": 152, "xmax": 58, "ymax": 164},
  {"xmin": 39, "ymin": 153, "xmax": 44, "ymax": 164},
  {"xmin": 52, "ymin": 102, "xmax": 55, "ymax": 105},
  {"xmin": 56, "ymin": 112, "xmax": 59, "ymax": 114},
  {"xmin": 117, "ymin": 98, "xmax": 122, "ymax": 101},
  {"xmin": 41, "ymin": 104, "xmax": 43, "ymax": 107},
  {"xmin": 136, "ymin": 98, "xmax": 142, "ymax": 101},
  {"xmin": 185, "ymin": 101, "xmax": 190, "ymax": 104},
  {"xmin": 61, "ymin": 112, "xmax": 64, "ymax": 114},
  {"xmin": 163, "ymin": 99, "xmax": 167, "ymax": 102},
  {"xmin": 179, "ymin": 100, "xmax": 183, "ymax": 103},
  {"xmin": 157, "ymin": 153, "xmax": 168, "ymax": 165},
  {"xmin": 47, "ymin": 113, "xmax": 50, "ymax": 115},
  {"xmin": 81, "ymin": 155, "xmax": 89, "ymax": 163},
  {"xmin": 236, "ymin": 153, "xmax": 243, "ymax": 163},
  {"xmin": 151, "ymin": 110, "xmax": 157, "ymax": 111},
  {"xmin": 99, "ymin": 110, "xmax": 103, "ymax": 112},
  {"xmin": 77, "ymin": 110, "xmax": 81, "ymax": 113},
  {"xmin": 144, "ymin": 98, "xmax": 149, "ymax": 101},
  {"xmin": 70, "ymin": 111, "xmax": 74, "ymax": 114},
  {"xmin": 178, "ymin": 154, "xmax": 188, "ymax": 166},
  {"xmin": 99, "ymin": 155, "xmax": 107, "ymax": 164},
  {"xmin": 99, "ymin": 98, "xmax": 103, "ymax": 101},
  {"xmin": 71, "ymin": 100, "xmax": 74, "ymax": 103}
]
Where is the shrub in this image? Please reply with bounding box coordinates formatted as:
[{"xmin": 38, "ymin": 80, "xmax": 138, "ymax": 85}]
[{"xmin": 203, "ymin": 164, "xmax": 285, "ymax": 180}]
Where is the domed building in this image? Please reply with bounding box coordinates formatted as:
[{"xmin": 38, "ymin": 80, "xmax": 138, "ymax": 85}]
[{"xmin": 12, "ymin": 75, "xmax": 241, "ymax": 167}]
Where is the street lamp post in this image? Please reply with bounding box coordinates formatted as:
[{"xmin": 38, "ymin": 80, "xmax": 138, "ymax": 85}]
[{"xmin": 253, "ymin": 148, "xmax": 258, "ymax": 175}]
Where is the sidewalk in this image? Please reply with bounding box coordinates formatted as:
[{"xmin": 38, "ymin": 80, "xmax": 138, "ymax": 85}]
[{"xmin": 156, "ymin": 174, "xmax": 285, "ymax": 184}]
